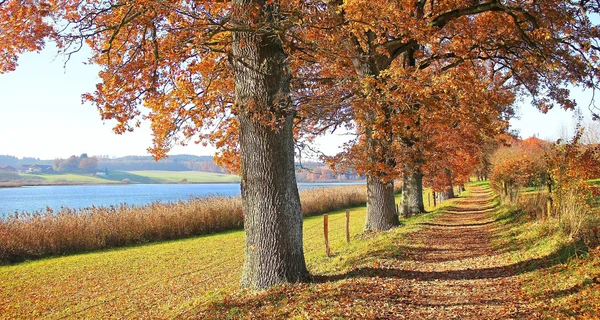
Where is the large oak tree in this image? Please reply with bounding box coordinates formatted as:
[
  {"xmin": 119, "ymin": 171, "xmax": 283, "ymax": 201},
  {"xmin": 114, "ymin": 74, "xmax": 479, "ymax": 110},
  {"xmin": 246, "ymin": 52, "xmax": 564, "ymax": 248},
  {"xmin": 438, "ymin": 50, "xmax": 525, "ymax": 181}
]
[{"xmin": 0, "ymin": 0, "xmax": 322, "ymax": 289}]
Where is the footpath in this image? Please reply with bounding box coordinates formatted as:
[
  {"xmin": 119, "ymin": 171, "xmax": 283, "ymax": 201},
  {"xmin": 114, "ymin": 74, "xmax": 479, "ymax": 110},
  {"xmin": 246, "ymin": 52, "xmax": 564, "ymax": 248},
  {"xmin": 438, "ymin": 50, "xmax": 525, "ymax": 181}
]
[{"xmin": 196, "ymin": 185, "xmax": 544, "ymax": 319}]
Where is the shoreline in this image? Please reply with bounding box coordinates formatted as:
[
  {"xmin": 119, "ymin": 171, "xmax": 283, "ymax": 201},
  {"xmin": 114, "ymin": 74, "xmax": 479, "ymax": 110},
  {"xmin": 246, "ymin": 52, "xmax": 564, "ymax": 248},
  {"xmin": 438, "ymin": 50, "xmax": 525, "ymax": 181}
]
[
  {"xmin": 0, "ymin": 181, "xmax": 239, "ymax": 189},
  {"xmin": 0, "ymin": 180, "xmax": 365, "ymax": 189}
]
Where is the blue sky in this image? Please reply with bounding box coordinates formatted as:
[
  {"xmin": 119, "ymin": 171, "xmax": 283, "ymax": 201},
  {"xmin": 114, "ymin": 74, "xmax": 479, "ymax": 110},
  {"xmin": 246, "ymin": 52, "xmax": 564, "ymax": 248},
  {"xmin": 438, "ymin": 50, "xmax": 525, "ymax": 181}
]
[{"xmin": 0, "ymin": 46, "xmax": 595, "ymax": 159}]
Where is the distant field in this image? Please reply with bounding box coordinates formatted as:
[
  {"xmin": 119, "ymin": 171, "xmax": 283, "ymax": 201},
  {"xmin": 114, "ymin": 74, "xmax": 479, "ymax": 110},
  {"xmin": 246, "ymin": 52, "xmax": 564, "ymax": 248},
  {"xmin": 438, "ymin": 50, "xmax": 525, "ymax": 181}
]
[
  {"xmin": 3, "ymin": 170, "xmax": 239, "ymax": 187},
  {"xmin": 20, "ymin": 173, "xmax": 119, "ymax": 184},
  {"xmin": 126, "ymin": 170, "xmax": 240, "ymax": 183}
]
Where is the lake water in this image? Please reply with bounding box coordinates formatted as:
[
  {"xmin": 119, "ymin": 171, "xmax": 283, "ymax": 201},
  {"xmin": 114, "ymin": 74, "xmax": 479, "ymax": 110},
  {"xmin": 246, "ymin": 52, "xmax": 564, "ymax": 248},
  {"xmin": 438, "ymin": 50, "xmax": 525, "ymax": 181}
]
[{"xmin": 0, "ymin": 182, "xmax": 364, "ymax": 217}]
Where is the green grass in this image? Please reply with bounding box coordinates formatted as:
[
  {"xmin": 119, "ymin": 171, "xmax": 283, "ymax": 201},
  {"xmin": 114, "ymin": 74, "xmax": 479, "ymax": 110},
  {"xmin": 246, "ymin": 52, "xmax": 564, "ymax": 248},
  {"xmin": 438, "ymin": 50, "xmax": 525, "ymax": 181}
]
[
  {"xmin": 0, "ymin": 192, "xmax": 450, "ymax": 319},
  {"xmin": 125, "ymin": 170, "xmax": 240, "ymax": 183},
  {"xmin": 490, "ymin": 200, "xmax": 600, "ymax": 318},
  {"xmin": 21, "ymin": 173, "xmax": 119, "ymax": 184},
  {"xmin": 99, "ymin": 170, "xmax": 156, "ymax": 183},
  {"xmin": 6, "ymin": 170, "xmax": 240, "ymax": 186},
  {"xmin": 470, "ymin": 180, "xmax": 491, "ymax": 187}
]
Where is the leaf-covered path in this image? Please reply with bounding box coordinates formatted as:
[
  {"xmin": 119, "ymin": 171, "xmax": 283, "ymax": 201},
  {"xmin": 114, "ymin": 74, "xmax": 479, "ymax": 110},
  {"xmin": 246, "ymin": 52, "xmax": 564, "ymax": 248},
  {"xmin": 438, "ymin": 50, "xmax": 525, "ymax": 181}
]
[
  {"xmin": 371, "ymin": 185, "xmax": 541, "ymax": 318},
  {"xmin": 197, "ymin": 185, "xmax": 543, "ymax": 319}
]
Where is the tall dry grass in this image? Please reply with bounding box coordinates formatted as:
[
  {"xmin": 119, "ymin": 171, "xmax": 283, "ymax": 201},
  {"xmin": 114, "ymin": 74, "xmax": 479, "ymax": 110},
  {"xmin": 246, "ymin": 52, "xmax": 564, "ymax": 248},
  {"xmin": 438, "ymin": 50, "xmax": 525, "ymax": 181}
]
[
  {"xmin": 516, "ymin": 185, "xmax": 600, "ymax": 246},
  {"xmin": 0, "ymin": 185, "xmax": 367, "ymax": 263}
]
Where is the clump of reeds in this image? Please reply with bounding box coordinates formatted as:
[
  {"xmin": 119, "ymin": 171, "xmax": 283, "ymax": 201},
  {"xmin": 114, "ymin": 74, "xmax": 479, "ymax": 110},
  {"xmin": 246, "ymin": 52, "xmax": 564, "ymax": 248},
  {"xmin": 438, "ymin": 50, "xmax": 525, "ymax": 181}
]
[{"xmin": 0, "ymin": 185, "xmax": 367, "ymax": 263}]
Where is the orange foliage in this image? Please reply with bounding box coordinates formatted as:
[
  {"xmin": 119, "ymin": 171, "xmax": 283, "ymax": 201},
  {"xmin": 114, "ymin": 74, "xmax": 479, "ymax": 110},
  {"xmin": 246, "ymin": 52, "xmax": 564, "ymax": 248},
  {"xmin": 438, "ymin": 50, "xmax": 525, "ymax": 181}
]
[
  {"xmin": 490, "ymin": 136, "xmax": 549, "ymax": 202},
  {"xmin": 2, "ymin": 1, "xmax": 600, "ymax": 168}
]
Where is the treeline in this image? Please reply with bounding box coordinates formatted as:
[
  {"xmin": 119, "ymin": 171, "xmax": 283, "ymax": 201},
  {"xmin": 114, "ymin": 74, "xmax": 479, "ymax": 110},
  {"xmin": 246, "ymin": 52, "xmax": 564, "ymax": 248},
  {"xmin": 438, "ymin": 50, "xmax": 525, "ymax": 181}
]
[
  {"xmin": 97, "ymin": 154, "xmax": 222, "ymax": 172},
  {"xmin": 1, "ymin": 153, "xmax": 364, "ymax": 181},
  {"xmin": 295, "ymin": 165, "xmax": 363, "ymax": 182},
  {"xmin": 0, "ymin": 155, "xmax": 51, "ymax": 167},
  {"xmin": 52, "ymin": 154, "xmax": 99, "ymax": 173}
]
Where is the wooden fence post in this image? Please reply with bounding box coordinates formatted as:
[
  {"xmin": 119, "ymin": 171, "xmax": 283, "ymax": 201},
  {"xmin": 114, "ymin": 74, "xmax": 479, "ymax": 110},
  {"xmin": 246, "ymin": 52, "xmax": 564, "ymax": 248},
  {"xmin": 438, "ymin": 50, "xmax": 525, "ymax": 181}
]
[
  {"xmin": 324, "ymin": 214, "xmax": 331, "ymax": 257},
  {"xmin": 345, "ymin": 210, "xmax": 350, "ymax": 243},
  {"xmin": 428, "ymin": 191, "xmax": 431, "ymax": 208}
]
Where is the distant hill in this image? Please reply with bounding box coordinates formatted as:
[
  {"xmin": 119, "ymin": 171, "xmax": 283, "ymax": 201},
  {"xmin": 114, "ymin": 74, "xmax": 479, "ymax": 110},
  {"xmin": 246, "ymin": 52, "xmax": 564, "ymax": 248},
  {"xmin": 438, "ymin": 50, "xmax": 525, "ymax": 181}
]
[
  {"xmin": 97, "ymin": 154, "xmax": 219, "ymax": 172},
  {"xmin": 0, "ymin": 155, "xmax": 52, "ymax": 167},
  {"xmin": 0, "ymin": 154, "xmax": 364, "ymax": 182}
]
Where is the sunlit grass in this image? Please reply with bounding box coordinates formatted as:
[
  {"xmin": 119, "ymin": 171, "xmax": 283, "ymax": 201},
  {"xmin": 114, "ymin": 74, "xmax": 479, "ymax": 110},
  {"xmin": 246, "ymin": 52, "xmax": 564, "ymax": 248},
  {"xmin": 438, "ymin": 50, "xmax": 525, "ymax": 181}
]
[
  {"xmin": 0, "ymin": 189, "xmax": 452, "ymax": 319},
  {"xmin": 491, "ymin": 196, "xmax": 600, "ymax": 318},
  {"xmin": 7, "ymin": 170, "xmax": 240, "ymax": 186},
  {"xmin": 20, "ymin": 173, "xmax": 118, "ymax": 184}
]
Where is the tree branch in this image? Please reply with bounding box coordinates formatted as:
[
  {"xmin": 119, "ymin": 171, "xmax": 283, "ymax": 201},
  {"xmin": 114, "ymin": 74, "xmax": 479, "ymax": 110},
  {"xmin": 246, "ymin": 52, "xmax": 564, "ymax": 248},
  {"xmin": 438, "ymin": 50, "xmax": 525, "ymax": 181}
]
[{"xmin": 431, "ymin": 1, "xmax": 504, "ymax": 28}]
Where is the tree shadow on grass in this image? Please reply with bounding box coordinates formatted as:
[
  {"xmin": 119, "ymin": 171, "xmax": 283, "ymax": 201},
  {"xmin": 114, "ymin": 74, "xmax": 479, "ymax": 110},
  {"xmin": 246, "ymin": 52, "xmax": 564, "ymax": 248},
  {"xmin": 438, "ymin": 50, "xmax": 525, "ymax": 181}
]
[
  {"xmin": 542, "ymin": 276, "xmax": 600, "ymax": 300},
  {"xmin": 315, "ymin": 240, "xmax": 589, "ymax": 284},
  {"xmin": 417, "ymin": 221, "xmax": 496, "ymax": 228}
]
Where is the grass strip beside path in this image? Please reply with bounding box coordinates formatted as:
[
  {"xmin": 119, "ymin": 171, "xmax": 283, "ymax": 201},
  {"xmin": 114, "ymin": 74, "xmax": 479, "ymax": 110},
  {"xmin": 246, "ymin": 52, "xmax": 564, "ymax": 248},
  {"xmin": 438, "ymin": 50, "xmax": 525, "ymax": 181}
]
[{"xmin": 0, "ymin": 192, "xmax": 446, "ymax": 319}]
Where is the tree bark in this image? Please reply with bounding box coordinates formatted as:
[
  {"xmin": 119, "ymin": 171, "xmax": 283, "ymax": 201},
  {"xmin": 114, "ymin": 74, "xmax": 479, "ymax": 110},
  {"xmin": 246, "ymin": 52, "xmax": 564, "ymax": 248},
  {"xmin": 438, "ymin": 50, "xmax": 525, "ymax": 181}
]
[
  {"xmin": 233, "ymin": 1, "xmax": 308, "ymax": 289},
  {"xmin": 546, "ymin": 176, "xmax": 553, "ymax": 219},
  {"xmin": 401, "ymin": 167, "xmax": 425, "ymax": 216},
  {"xmin": 364, "ymin": 174, "xmax": 399, "ymax": 231},
  {"xmin": 444, "ymin": 168, "xmax": 455, "ymax": 199}
]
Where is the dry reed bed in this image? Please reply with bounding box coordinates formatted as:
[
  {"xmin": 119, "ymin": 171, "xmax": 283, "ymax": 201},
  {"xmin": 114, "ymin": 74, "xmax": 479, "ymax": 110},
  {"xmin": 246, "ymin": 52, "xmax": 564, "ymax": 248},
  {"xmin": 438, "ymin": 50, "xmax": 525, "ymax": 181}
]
[{"xmin": 0, "ymin": 185, "xmax": 367, "ymax": 263}]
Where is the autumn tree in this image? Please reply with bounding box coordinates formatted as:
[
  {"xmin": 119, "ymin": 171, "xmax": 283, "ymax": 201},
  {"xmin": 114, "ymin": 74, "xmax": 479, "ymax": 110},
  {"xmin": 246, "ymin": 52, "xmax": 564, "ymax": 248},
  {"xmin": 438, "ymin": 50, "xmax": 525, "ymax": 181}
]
[
  {"xmin": 0, "ymin": 0, "xmax": 329, "ymax": 288},
  {"xmin": 78, "ymin": 156, "xmax": 99, "ymax": 173},
  {"xmin": 490, "ymin": 137, "xmax": 549, "ymax": 203},
  {"xmin": 298, "ymin": 0, "xmax": 600, "ymax": 230},
  {"xmin": 545, "ymin": 129, "xmax": 600, "ymax": 224}
]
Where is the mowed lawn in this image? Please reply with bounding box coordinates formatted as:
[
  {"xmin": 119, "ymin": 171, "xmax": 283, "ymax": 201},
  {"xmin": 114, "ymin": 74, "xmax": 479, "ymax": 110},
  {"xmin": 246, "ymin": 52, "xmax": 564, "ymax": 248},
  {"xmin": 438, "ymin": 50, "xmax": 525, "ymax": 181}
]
[
  {"xmin": 0, "ymin": 194, "xmax": 441, "ymax": 319},
  {"xmin": 126, "ymin": 170, "xmax": 240, "ymax": 183}
]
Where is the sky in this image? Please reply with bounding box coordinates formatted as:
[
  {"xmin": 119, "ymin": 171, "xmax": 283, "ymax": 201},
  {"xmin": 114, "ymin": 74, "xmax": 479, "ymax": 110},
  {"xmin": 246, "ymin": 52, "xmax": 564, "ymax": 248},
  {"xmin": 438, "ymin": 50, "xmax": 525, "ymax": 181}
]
[{"xmin": 0, "ymin": 46, "xmax": 596, "ymax": 160}]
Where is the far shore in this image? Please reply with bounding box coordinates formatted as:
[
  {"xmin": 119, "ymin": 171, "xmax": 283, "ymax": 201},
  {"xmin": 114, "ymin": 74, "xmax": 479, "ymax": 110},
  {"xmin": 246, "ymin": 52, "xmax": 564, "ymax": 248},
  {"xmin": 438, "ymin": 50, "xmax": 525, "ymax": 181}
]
[
  {"xmin": 0, "ymin": 180, "xmax": 238, "ymax": 189},
  {"xmin": 0, "ymin": 179, "xmax": 364, "ymax": 189}
]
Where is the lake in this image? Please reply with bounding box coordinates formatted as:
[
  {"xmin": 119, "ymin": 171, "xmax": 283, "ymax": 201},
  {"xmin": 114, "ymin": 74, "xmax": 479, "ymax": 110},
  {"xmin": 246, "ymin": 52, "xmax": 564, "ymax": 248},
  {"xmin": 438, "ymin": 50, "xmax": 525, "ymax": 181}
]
[{"xmin": 0, "ymin": 182, "xmax": 364, "ymax": 217}]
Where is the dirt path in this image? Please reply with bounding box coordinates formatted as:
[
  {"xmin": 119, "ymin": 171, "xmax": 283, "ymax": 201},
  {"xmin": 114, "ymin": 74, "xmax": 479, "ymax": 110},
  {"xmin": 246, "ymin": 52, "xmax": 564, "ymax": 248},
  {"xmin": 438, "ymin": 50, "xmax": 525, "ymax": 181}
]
[
  {"xmin": 376, "ymin": 184, "xmax": 541, "ymax": 319},
  {"xmin": 196, "ymin": 185, "xmax": 543, "ymax": 319}
]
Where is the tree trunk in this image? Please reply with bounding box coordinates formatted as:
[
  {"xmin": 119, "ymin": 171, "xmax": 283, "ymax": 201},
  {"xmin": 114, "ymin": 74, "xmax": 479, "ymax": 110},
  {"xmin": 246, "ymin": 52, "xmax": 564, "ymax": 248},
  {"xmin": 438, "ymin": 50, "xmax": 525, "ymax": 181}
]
[
  {"xmin": 432, "ymin": 191, "xmax": 437, "ymax": 207},
  {"xmin": 444, "ymin": 169, "xmax": 455, "ymax": 199},
  {"xmin": 546, "ymin": 177, "xmax": 553, "ymax": 219},
  {"xmin": 364, "ymin": 174, "xmax": 399, "ymax": 231},
  {"xmin": 401, "ymin": 167, "xmax": 425, "ymax": 216},
  {"xmin": 233, "ymin": 2, "xmax": 308, "ymax": 289}
]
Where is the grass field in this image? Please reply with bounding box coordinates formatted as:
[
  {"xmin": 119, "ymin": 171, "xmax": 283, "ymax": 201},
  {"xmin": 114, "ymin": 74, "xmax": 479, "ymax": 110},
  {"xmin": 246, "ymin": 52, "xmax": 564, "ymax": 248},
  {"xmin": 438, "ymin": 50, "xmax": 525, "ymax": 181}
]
[
  {"xmin": 126, "ymin": 170, "xmax": 240, "ymax": 183},
  {"xmin": 491, "ymin": 203, "xmax": 600, "ymax": 318},
  {"xmin": 3, "ymin": 170, "xmax": 240, "ymax": 187},
  {"xmin": 0, "ymin": 193, "xmax": 444, "ymax": 319},
  {"xmin": 22, "ymin": 173, "xmax": 119, "ymax": 184}
]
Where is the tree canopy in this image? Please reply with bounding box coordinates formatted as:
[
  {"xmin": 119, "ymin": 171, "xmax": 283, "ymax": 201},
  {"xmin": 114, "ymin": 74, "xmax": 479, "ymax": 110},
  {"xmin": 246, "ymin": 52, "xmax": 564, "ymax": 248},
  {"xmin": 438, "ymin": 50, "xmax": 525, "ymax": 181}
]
[{"xmin": 3, "ymin": 0, "xmax": 600, "ymax": 288}]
